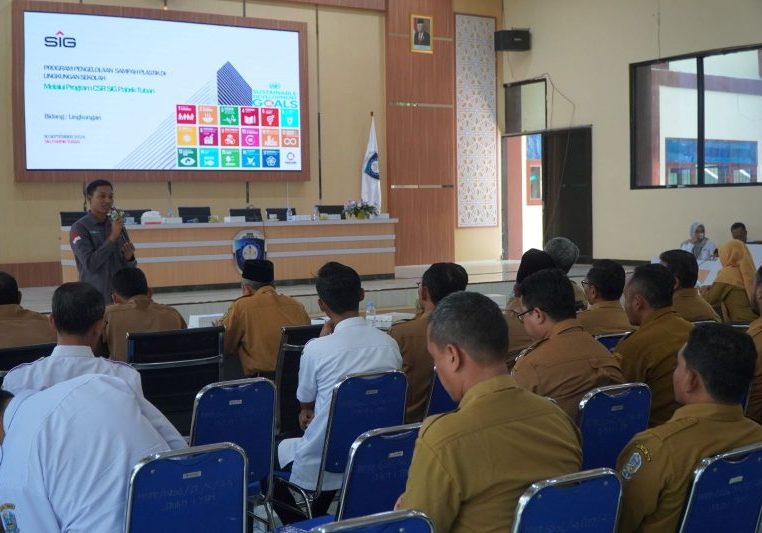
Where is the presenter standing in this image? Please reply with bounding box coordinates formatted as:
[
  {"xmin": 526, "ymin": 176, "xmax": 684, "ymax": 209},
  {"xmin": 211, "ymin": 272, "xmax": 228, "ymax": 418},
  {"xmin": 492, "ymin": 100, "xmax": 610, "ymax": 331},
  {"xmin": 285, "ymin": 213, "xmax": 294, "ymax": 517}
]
[{"xmin": 70, "ymin": 179, "xmax": 136, "ymax": 305}]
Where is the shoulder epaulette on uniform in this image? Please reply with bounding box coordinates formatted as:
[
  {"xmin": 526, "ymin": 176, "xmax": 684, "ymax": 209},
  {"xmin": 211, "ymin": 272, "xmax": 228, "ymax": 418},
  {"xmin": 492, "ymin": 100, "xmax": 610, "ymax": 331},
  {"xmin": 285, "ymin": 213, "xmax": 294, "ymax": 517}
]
[
  {"xmin": 420, "ymin": 408, "xmax": 461, "ymax": 437},
  {"xmin": 648, "ymin": 416, "xmax": 698, "ymax": 442}
]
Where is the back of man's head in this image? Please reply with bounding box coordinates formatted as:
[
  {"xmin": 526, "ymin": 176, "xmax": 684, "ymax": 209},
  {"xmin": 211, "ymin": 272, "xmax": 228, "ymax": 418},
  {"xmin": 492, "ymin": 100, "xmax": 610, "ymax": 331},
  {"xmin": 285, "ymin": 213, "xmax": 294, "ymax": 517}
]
[
  {"xmin": 112, "ymin": 268, "xmax": 150, "ymax": 300},
  {"xmin": 0, "ymin": 272, "xmax": 20, "ymax": 306},
  {"xmin": 422, "ymin": 263, "xmax": 468, "ymax": 305},
  {"xmin": 515, "ymin": 248, "xmax": 556, "ymax": 295},
  {"xmin": 628, "ymin": 264, "xmax": 674, "ymax": 310},
  {"xmin": 586, "ymin": 259, "xmax": 626, "ymax": 301},
  {"xmin": 659, "ymin": 249, "xmax": 699, "ymax": 289},
  {"xmin": 316, "ymin": 262, "xmax": 362, "ymax": 314},
  {"xmin": 753, "ymin": 265, "xmax": 762, "ymax": 315},
  {"xmin": 52, "ymin": 282, "xmax": 105, "ymax": 335},
  {"xmin": 544, "ymin": 237, "xmax": 580, "ymax": 274},
  {"xmin": 428, "ymin": 291, "xmax": 508, "ymax": 366},
  {"xmin": 683, "ymin": 323, "xmax": 756, "ymax": 404},
  {"xmin": 731, "ymin": 222, "xmax": 746, "ymax": 232},
  {"xmin": 520, "ymin": 268, "xmax": 576, "ymax": 321}
]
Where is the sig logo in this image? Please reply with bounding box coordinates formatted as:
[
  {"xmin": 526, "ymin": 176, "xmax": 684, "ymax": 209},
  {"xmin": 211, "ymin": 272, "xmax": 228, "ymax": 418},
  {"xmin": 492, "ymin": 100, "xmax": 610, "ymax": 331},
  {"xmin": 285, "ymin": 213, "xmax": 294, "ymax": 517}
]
[{"xmin": 44, "ymin": 30, "xmax": 76, "ymax": 48}]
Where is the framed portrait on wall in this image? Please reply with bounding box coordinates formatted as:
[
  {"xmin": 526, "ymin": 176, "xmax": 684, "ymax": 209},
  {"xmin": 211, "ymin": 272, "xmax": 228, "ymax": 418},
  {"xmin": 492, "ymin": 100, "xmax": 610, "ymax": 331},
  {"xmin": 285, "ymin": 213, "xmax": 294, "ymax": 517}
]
[{"xmin": 411, "ymin": 15, "xmax": 433, "ymax": 54}]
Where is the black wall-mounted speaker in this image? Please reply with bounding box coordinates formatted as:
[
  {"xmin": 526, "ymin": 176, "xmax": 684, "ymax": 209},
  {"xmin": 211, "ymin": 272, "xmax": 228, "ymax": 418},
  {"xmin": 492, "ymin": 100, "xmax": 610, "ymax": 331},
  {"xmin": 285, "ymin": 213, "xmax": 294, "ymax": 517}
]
[{"xmin": 494, "ymin": 29, "xmax": 531, "ymax": 51}]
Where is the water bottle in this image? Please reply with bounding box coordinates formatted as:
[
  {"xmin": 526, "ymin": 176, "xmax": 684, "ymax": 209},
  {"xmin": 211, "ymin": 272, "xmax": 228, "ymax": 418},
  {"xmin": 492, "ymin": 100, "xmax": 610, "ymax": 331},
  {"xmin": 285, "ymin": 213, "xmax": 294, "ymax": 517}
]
[
  {"xmin": 365, "ymin": 301, "xmax": 376, "ymax": 325},
  {"xmin": 286, "ymin": 208, "xmax": 294, "ymax": 221},
  {"xmin": 312, "ymin": 205, "xmax": 319, "ymax": 221}
]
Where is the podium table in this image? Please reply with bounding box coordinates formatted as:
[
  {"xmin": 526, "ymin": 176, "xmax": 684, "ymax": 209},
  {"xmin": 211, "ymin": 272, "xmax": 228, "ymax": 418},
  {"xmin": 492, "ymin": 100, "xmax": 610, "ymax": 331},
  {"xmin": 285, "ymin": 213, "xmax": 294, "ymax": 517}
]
[{"xmin": 60, "ymin": 219, "xmax": 397, "ymax": 288}]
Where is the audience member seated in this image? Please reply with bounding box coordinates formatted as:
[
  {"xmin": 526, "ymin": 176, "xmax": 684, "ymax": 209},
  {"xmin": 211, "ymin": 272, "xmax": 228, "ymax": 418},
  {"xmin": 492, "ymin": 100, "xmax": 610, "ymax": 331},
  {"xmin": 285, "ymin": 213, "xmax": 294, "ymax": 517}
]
[
  {"xmin": 0, "ymin": 272, "xmax": 56, "ymax": 349},
  {"xmin": 545, "ymin": 236, "xmax": 588, "ymax": 310},
  {"xmin": 511, "ymin": 269, "xmax": 623, "ymax": 419},
  {"xmin": 616, "ymin": 323, "xmax": 762, "ymax": 532},
  {"xmin": 702, "ymin": 239, "xmax": 758, "ymax": 323},
  {"xmin": 680, "ymin": 221, "xmax": 716, "ymax": 261},
  {"xmin": 615, "ymin": 264, "xmax": 693, "ymax": 426},
  {"xmin": 275, "ymin": 262, "xmax": 401, "ymax": 522},
  {"xmin": 2, "ymin": 282, "xmax": 184, "ymax": 449},
  {"xmin": 389, "ymin": 262, "xmax": 468, "ymax": 423},
  {"xmin": 659, "ymin": 249, "xmax": 720, "ymax": 322},
  {"xmin": 397, "ymin": 291, "xmax": 581, "ymax": 531},
  {"xmin": 223, "ymin": 259, "xmax": 310, "ymax": 379},
  {"xmin": 0, "ymin": 374, "xmax": 173, "ymax": 531},
  {"xmin": 96, "ymin": 268, "xmax": 186, "ymax": 361},
  {"xmin": 505, "ymin": 248, "xmax": 557, "ymax": 361},
  {"xmin": 745, "ymin": 266, "xmax": 762, "ymax": 423},
  {"xmin": 731, "ymin": 221, "xmax": 748, "ymax": 243},
  {"xmin": 577, "ymin": 259, "xmax": 635, "ymax": 335}
]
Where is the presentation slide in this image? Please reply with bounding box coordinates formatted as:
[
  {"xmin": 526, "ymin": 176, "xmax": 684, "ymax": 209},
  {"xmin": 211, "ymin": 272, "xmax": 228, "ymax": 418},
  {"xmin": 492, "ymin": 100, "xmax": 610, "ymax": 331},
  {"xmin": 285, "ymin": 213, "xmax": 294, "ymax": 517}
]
[{"xmin": 23, "ymin": 11, "xmax": 302, "ymax": 171}]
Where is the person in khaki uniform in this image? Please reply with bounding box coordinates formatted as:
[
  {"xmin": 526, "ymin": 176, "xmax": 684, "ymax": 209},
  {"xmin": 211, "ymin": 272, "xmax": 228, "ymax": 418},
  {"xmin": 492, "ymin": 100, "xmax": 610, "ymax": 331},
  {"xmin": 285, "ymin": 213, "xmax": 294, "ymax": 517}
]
[
  {"xmin": 577, "ymin": 259, "xmax": 635, "ymax": 335},
  {"xmin": 511, "ymin": 269, "xmax": 624, "ymax": 419},
  {"xmin": 702, "ymin": 239, "xmax": 759, "ymax": 323},
  {"xmin": 615, "ymin": 264, "xmax": 693, "ymax": 426},
  {"xmin": 745, "ymin": 265, "xmax": 762, "ymax": 423},
  {"xmin": 545, "ymin": 237, "xmax": 588, "ymax": 311},
  {"xmin": 398, "ymin": 292, "xmax": 581, "ymax": 532},
  {"xmin": 659, "ymin": 249, "xmax": 720, "ymax": 323},
  {"xmin": 617, "ymin": 323, "xmax": 762, "ymax": 533},
  {"xmin": 223, "ymin": 259, "xmax": 310, "ymax": 378},
  {"xmin": 0, "ymin": 272, "xmax": 56, "ymax": 349},
  {"xmin": 96, "ymin": 268, "xmax": 186, "ymax": 361},
  {"xmin": 389, "ymin": 262, "xmax": 468, "ymax": 423}
]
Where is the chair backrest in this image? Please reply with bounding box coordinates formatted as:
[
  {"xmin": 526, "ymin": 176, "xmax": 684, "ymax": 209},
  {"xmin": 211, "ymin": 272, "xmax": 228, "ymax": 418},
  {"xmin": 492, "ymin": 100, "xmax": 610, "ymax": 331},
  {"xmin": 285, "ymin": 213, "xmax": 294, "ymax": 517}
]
[
  {"xmin": 424, "ymin": 370, "xmax": 457, "ymax": 417},
  {"xmin": 578, "ymin": 383, "xmax": 651, "ymax": 470},
  {"xmin": 0, "ymin": 342, "xmax": 56, "ymax": 373},
  {"xmin": 594, "ymin": 332, "xmax": 631, "ymax": 352},
  {"xmin": 337, "ymin": 423, "xmax": 421, "ymax": 520},
  {"xmin": 678, "ymin": 442, "xmax": 762, "ymax": 533},
  {"xmin": 190, "ymin": 378, "xmax": 275, "ymax": 492},
  {"xmin": 311, "ymin": 510, "xmax": 434, "ymax": 533},
  {"xmin": 59, "ymin": 211, "xmax": 87, "ymax": 226},
  {"xmin": 127, "ymin": 327, "xmax": 224, "ymax": 435},
  {"xmin": 274, "ymin": 324, "xmax": 323, "ymax": 438},
  {"xmin": 318, "ymin": 371, "xmax": 407, "ymax": 494},
  {"xmin": 513, "ymin": 468, "xmax": 622, "ymax": 533},
  {"xmin": 266, "ymin": 207, "xmax": 294, "ymax": 221},
  {"xmin": 125, "ymin": 443, "xmax": 247, "ymax": 533},
  {"xmin": 178, "ymin": 206, "xmax": 211, "ymax": 223},
  {"xmin": 229, "ymin": 207, "xmax": 263, "ymax": 222},
  {"xmin": 315, "ymin": 205, "xmax": 346, "ymax": 219}
]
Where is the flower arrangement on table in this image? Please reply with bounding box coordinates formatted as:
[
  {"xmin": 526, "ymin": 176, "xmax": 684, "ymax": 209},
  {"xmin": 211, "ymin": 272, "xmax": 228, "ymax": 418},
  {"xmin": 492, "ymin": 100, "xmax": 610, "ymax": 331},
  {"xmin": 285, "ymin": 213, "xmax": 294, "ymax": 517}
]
[{"xmin": 343, "ymin": 200, "xmax": 378, "ymax": 219}]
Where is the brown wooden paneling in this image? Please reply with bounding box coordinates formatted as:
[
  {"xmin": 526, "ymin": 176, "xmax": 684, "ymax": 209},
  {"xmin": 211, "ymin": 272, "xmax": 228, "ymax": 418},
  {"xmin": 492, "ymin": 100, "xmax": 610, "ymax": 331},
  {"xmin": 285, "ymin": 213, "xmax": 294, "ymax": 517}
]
[
  {"xmin": 0, "ymin": 262, "xmax": 62, "ymax": 287},
  {"xmin": 389, "ymin": 188, "xmax": 454, "ymax": 265},
  {"xmin": 386, "ymin": 38, "xmax": 455, "ymax": 104},
  {"xmin": 387, "ymin": 0, "xmax": 454, "ymax": 37},
  {"xmin": 504, "ymin": 136, "xmax": 523, "ymax": 260},
  {"xmin": 282, "ymin": 0, "xmax": 385, "ymax": 11}
]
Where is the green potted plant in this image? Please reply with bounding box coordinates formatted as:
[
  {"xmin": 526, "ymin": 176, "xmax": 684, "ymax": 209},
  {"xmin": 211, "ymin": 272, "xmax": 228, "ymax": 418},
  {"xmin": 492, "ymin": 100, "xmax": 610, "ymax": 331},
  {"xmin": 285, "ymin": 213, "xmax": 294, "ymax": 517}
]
[{"xmin": 343, "ymin": 200, "xmax": 378, "ymax": 219}]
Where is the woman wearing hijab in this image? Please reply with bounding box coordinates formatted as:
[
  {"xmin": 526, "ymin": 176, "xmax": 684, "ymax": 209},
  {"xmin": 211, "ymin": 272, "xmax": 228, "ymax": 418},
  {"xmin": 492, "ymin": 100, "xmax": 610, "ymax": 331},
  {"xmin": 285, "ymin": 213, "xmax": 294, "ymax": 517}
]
[
  {"xmin": 680, "ymin": 222, "xmax": 717, "ymax": 261},
  {"xmin": 702, "ymin": 239, "xmax": 758, "ymax": 322}
]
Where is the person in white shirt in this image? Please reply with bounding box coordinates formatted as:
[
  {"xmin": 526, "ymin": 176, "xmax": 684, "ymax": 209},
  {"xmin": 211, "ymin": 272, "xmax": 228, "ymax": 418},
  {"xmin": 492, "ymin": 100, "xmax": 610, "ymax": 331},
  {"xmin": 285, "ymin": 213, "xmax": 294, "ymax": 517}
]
[
  {"xmin": 275, "ymin": 262, "xmax": 402, "ymax": 523},
  {"xmin": 2, "ymin": 282, "xmax": 185, "ymax": 449},
  {"xmin": 0, "ymin": 374, "xmax": 172, "ymax": 532}
]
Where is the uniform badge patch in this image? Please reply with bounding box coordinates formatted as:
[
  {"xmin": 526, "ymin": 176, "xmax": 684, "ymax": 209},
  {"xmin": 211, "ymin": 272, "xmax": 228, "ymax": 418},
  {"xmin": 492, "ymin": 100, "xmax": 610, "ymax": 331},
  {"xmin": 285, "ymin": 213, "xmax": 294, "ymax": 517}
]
[
  {"xmin": 71, "ymin": 233, "xmax": 82, "ymax": 246},
  {"xmin": 0, "ymin": 503, "xmax": 20, "ymax": 533},
  {"xmin": 621, "ymin": 451, "xmax": 643, "ymax": 480}
]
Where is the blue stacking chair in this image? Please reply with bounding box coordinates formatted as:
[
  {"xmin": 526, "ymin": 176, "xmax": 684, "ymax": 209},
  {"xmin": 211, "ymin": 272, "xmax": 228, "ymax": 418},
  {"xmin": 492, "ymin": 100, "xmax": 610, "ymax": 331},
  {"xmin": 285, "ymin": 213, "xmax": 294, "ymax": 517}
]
[
  {"xmin": 190, "ymin": 378, "xmax": 276, "ymax": 527},
  {"xmin": 124, "ymin": 442, "xmax": 247, "ymax": 533},
  {"xmin": 594, "ymin": 332, "xmax": 631, "ymax": 352},
  {"xmin": 275, "ymin": 371, "xmax": 407, "ymax": 519},
  {"xmin": 578, "ymin": 383, "xmax": 651, "ymax": 470},
  {"xmin": 308, "ymin": 510, "xmax": 434, "ymax": 533},
  {"xmin": 424, "ymin": 370, "xmax": 457, "ymax": 417},
  {"xmin": 678, "ymin": 442, "xmax": 762, "ymax": 533},
  {"xmin": 512, "ymin": 468, "xmax": 622, "ymax": 533}
]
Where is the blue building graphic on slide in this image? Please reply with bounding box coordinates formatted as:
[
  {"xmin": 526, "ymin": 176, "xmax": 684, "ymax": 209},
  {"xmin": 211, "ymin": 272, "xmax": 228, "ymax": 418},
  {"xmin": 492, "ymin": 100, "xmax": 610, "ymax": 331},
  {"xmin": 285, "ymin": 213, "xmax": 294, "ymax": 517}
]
[{"xmin": 217, "ymin": 62, "xmax": 253, "ymax": 106}]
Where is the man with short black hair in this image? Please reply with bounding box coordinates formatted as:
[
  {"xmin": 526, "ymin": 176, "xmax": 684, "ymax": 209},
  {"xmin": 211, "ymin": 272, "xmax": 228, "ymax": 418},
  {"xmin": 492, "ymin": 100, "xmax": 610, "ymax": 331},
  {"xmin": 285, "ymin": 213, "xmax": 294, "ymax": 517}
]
[
  {"xmin": 0, "ymin": 271, "xmax": 55, "ymax": 348},
  {"xmin": 511, "ymin": 269, "xmax": 623, "ymax": 418},
  {"xmin": 659, "ymin": 249, "xmax": 720, "ymax": 322},
  {"xmin": 617, "ymin": 324, "xmax": 762, "ymax": 532},
  {"xmin": 70, "ymin": 179, "xmax": 136, "ymax": 304},
  {"xmin": 97, "ymin": 268, "xmax": 186, "ymax": 361},
  {"xmin": 544, "ymin": 236, "xmax": 588, "ymax": 310},
  {"xmin": 275, "ymin": 262, "xmax": 401, "ymax": 522},
  {"xmin": 398, "ymin": 291, "xmax": 581, "ymax": 531},
  {"xmin": 2, "ymin": 282, "xmax": 184, "ymax": 449},
  {"xmin": 731, "ymin": 222, "xmax": 748, "ymax": 243},
  {"xmin": 390, "ymin": 262, "xmax": 468, "ymax": 422},
  {"xmin": 745, "ymin": 265, "xmax": 762, "ymax": 422},
  {"xmin": 616, "ymin": 264, "xmax": 693, "ymax": 426},
  {"xmin": 577, "ymin": 259, "xmax": 635, "ymax": 335}
]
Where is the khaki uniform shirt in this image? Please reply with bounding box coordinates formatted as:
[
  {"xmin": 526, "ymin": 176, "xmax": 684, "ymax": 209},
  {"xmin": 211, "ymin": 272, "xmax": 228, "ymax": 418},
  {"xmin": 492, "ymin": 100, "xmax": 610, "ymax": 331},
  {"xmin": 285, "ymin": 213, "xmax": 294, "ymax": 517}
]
[
  {"xmin": 505, "ymin": 297, "xmax": 533, "ymax": 362},
  {"xmin": 577, "ymin": 301, "xmax": 634, "ymax": 336},
  {"xmin": 0, "ymin": 304, "xmax": 56, "ymax": 349},
  {"xmin": 389, "ymin": 313, "xmax": 433, "ymax": 423},
  {"xmin": 616, "ymin": 403, "xmax": 762, "ymax": 533},
  {"xmin": 614, "ymin": 308, "xmax": 693, "ymax": 426},
  {"xmin": 98, "ymin": 295, "xmax": 186, "ymax": 361},
  {"xmin": 672, "ymin": 287, "xmax": 720, "ymax": 323},
  {"xmin": 222, "ymin": 285, "xmax": 310, "ymax": 375},
  {"xmin": 746, "ymin": 318, "xmax": 762, "ymax": 423},
  {"xmin": 511, "ymin": 319, "xmax": 624, "ymax": 419},
  {"xmin": 703, "ymin": 282, "xmax": 759, "ymax": 323},
  {"xmin": 400, "ymin": 374, "xmax": 581, "ymax": 532}
]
